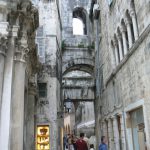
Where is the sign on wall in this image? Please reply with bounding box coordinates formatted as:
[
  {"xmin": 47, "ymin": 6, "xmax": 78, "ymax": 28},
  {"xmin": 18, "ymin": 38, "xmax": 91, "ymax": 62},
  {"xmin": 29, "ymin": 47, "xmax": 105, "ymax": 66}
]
[{"xmin": 36, "ymin": 125, "xmax": 50, "ymax": 150}]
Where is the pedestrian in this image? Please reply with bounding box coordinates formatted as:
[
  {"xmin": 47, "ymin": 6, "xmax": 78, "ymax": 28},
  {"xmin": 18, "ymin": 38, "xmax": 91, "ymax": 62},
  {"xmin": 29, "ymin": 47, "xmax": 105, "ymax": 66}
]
[
  {"xmin": 63, "ymin": 134, "xmax": 68, "ymax": 150},
  {"xmin": 72, "ymin": 134, "xmax": 78, "ymax": 150},
  {"xmin": 99, "ymin": 136, "xmax": 107, "ymax": 150},
  {"xmin": 68, "ymin": 134, "xmax": 74, "ymax": 150},
  {"xmin": 76, "ymin": 133, "xmax": 88, "ymax": 150},
  {"xmin": 83, "ymin": 134, "xmax": 89, "ymax": 149},
  {"xmin": 90, "ymin": 144, "xmax": 95, "ymax": 150}
]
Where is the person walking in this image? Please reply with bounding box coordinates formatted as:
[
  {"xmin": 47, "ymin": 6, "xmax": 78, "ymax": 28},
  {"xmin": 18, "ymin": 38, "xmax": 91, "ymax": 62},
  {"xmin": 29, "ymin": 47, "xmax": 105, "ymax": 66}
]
[
  {"xmin": 72, "ymin": 134, "xmax": 78, "ymax": 150},
  {"xmin": 83, "ymin": 134, "xmax": 89, "ymax": 149},
  {"xmin": 99, "ymin": 136, "xmax": 107, "ymax": 150},
  {"xmin": 63, "ymin": 134, "xmax": 68, "ymax": 150},
  {"xmin": 68, "ymin": 134, "xmax": 74, "ymax": 150},
  {"xmin": 76, "ymin": 133, "xmax": 88, "ymax": 150}
]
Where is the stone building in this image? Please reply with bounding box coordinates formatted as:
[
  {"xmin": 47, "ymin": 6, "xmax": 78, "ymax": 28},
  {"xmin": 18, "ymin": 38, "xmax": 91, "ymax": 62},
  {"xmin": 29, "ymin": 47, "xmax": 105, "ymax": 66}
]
[
  {"xmin": 33, "ymin": 0, "xmax": 63, "ymax": 150},
  {"xmin": 0, "ymin": 0, "xmax": 39, "ymax": 150},
  {"xmin": 93, "ymin": 0, "xmax": 150, "ymax": 149},
  {"xmin": 61, "ymin": 0, "xmax": 96, "ymax": 139},
  {"xmin": 0, "ymin": 0, "xmax": 63, "ymax": 150}
]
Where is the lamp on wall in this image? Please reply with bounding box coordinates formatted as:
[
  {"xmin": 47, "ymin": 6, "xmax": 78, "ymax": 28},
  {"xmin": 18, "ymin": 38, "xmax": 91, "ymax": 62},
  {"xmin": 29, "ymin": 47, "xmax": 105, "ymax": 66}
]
[{"xmin": 64, "ymin": 97, "xmax": 72, "ymax": 113}]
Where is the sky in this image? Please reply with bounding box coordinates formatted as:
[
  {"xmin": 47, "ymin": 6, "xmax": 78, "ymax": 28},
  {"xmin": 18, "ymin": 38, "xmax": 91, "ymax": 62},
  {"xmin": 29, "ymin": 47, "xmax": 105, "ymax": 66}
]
[{"xmin": 73, "ymin": 18, "xmax": 84, "ymax": 35}]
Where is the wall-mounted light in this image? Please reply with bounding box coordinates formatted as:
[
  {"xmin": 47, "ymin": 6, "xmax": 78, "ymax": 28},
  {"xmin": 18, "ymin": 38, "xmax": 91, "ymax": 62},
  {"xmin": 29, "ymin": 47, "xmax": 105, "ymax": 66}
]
[{"xmin": 36, "ymin": 125, "xmax": 50, "ymax": 150}]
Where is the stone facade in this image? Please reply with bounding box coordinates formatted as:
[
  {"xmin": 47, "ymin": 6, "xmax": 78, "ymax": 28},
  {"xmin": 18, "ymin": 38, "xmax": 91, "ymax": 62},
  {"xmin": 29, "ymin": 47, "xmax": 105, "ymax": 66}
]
[
  {"xmin": 0, "ymin": 1, "xmax": 39, "ymax": 150},
  {"xmin": 34, "ymin": 0, "xmax": 63, "ymax": 150},
  {"xmin": 61, "ymin": 0, "xmax": 96, "ymax": 138},
  {"xmin": 94, "ymin": 0, "xmax": 150, "ymax": 149}
]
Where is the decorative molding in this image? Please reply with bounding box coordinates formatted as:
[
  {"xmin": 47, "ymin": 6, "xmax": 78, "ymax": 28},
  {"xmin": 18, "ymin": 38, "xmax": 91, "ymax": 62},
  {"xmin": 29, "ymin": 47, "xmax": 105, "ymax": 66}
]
[
  {"xmin": 14, "ymin": 39, "xmax": 29, "ymax": 62},
  {"xmin": 105, "ymin": 24, "xmax": 150, "ymax": 86}
]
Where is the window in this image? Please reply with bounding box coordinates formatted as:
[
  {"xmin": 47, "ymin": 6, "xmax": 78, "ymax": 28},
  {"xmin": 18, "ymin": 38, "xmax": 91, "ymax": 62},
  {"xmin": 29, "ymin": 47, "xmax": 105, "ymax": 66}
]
[
  {"xmin": 38, "ymin": 83, "xmax": 47, "ymax": 98},
  {"xmin": 73, "ymin": 7, "xmax": 87, "ymax": 35}
]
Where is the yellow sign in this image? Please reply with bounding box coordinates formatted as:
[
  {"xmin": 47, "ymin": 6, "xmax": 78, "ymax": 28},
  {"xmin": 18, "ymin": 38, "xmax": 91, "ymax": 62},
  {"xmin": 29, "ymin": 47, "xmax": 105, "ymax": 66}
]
[{"xmin": 36, "ymin": 125, "xmax": 50, "ymax": 150}]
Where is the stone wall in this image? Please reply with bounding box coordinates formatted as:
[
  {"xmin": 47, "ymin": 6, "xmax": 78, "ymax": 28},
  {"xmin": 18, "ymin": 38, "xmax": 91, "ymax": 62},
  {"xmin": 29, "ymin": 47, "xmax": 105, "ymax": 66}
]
[
  {"xmin": 96, "ymin": 0, "xmax": 150, "ymax": 149},
  {"xmin": 0, "ymin": 1, "xmax": 39, "ymax": 150},
  {"xmin": 61, "ymin": 0, "xmax": 95, "ymax": 138},
  {"xmin": 35, "ymin": 0, "xmax": 62, "ymax": 150}
]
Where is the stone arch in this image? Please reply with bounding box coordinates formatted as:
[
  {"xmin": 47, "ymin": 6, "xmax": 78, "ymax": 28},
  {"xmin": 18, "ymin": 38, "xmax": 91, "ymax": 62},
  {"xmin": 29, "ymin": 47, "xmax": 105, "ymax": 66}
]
[
  {"xmin": 117, "ymin": 27, "xmax": 124, "ymax": 56},
  {"xmin": 63, "ymin": 64, "xmax": 94, "ymax": 76},
  {"xmin": 73, "ymin": 7, "xmax": 88, "ymax": 35},
  {"xmin": 121, "ymin": 19, "xmax": 129, "ymax": 49},
  {"xmin": 125, "ymin": 9, "xmax": 132, "ymax": 23},
  {"xmin": 114, "ymin": 33, "xmax": 120, "ymax": 62},
  {"xmin": 62, "ymin": 58, "xmax": 94, "ymax": 75},
  {"xmin": 110, "ymin": 39, "xmax": 117, "ymax": 67},
  {"xmin": 125, "ymin": 9, "xmax": 135, "ymax": 42}
]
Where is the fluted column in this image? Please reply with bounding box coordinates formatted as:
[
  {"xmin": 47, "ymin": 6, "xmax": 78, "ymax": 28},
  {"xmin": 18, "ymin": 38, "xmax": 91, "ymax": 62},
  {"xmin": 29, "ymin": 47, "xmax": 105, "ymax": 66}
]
[
  {"xmin": 113, "ymin": 40, "xmax": 119, "ymax": 65},
  {"xmin": 0, "ymin": 35, "xmax": 8, "ymax": 113},
  {"xmin": 125, "ymin": 19, "xmax": 133, "ymax": 48},
  {"xmin": 117, "ymin": 34, "xmax": 123, "ymax": 61},
  {"xmin": 120, "ymin": 113, "xmax": 127, "ymax": 150},
  {"xmin": 130, "ymin": 9, "xmax": 139, "ymax": 40},
  {"xmin": 121, "ymin": 27, "xmax": 128, "ymax": 55},
  {"xmin": 10, "ymin": 35, "xmax": 29, "ymax": 150},
  {"xmin": 0, "ymin": 25, "xmax": 19, "ymax": 150},
  {"xmin": 113, "ymin": 115, "xmax": 120, "ymax": 150},
  {"xmin": 26, "ymin": 77, "xmax": 37, "ymax": 150}
]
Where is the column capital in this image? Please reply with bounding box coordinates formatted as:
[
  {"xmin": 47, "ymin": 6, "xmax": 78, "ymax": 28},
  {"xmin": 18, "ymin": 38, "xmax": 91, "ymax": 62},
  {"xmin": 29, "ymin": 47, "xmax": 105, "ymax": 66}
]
[
  {"xmin": 14, "ymin": 45, "xmax": 29, "ymax": 63},
  {"xmin": 0, "ymin": 22, "xmax": 9, "ymax": 35},
  {"xmin": 124, "ymin": 17, "xmax": 132, "ymax": 26},
  {"xmin": 0, "ymin": 35, "xmax": 8, "ymax": 56},
  {"xmin": 11, "ymin": 25, "xmax": 20, "ymax": 37},
  {"xmin": 113, "ymin": 39, "xmax": 118, "ymax": 46},
  {"xmin": 117, "ymin": 33, "xmax": 122, "ymax": 41},
  {"xmin": 121, "ymin": 26, "xmax": 127, "ymax": 33},
  {"xmin": 14, "ymin": 32, "xmax": 29, "ymax": 62},
  {"xmin": 130, "ymin": 9, "xmax": 136, "ymax": 18}
]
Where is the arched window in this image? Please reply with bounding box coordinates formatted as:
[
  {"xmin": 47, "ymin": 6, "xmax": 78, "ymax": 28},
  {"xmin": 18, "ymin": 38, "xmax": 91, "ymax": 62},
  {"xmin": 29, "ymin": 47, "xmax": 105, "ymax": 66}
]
[{"xmin": 73, "ymin": 7, "xmax": 87, "ymax": 35}]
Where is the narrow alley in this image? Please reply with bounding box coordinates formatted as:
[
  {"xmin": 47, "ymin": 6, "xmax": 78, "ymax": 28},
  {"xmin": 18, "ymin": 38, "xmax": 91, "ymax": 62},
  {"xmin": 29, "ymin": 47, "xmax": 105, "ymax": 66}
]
[{"xmin": 0, "ymin": 0, "xmax": 150, "ymax": 150}]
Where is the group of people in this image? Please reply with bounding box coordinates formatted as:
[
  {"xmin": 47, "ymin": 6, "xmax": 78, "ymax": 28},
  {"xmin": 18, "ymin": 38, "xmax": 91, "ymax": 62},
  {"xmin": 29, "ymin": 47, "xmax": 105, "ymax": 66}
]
[{"xmin": 63, "ymin": 133, "xmax": 107, "ymax": 150}]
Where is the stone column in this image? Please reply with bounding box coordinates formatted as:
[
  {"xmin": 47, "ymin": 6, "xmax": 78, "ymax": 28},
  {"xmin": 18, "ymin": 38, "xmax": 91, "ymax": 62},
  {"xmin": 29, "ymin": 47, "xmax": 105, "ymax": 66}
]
[
  {"xmin": 26, "ymin": 77, "xmax": 37, "ymax": 150},
  {"xmin": 10, "ymin": 36, "xmax": 29, "ymax": 150},
  {"xmin": 125, "ymin": 19, "xmax": 133, "ymax": 48},
  {"xmin": 121, "ymin": 27, "xmax": 128, "ymax": 55},
  {"xmin": 0, "ymin": 36, "xmax": 7, "ymax": 112},
  {"xmin": 108, "ymin": 118, "xmax": 114, "ymax": 150},
  {"xmin": 120, "ymin": 113, "xmax": 127, "ymax": 150},
  {"xmin": 0, "ymin": 22, "xmax": 8, "ymax": 115},
  {"xmin": 0, "ymin": 25, "xmax": 19, "ymax": 150},
  {"xmin": 117, "ymin": 34, "xmax": 123, "ymax": 61},
  {"xmin": 130, "ymin": 10, "xmax": 139, "ymax": 40},
  {"xmin": 113, "ymin": 39, "xmax": 119, "ymax": 65},
  {"xmin": 113, "ymin": 115, "xmax": 120, "ymax": 150}
]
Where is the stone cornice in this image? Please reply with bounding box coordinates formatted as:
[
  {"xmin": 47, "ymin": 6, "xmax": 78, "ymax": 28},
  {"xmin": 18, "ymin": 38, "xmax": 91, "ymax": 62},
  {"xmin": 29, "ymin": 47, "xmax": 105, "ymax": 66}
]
[{"xmin": 105, "ymin": 24, "xmax": 150, "ymax": 87}]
